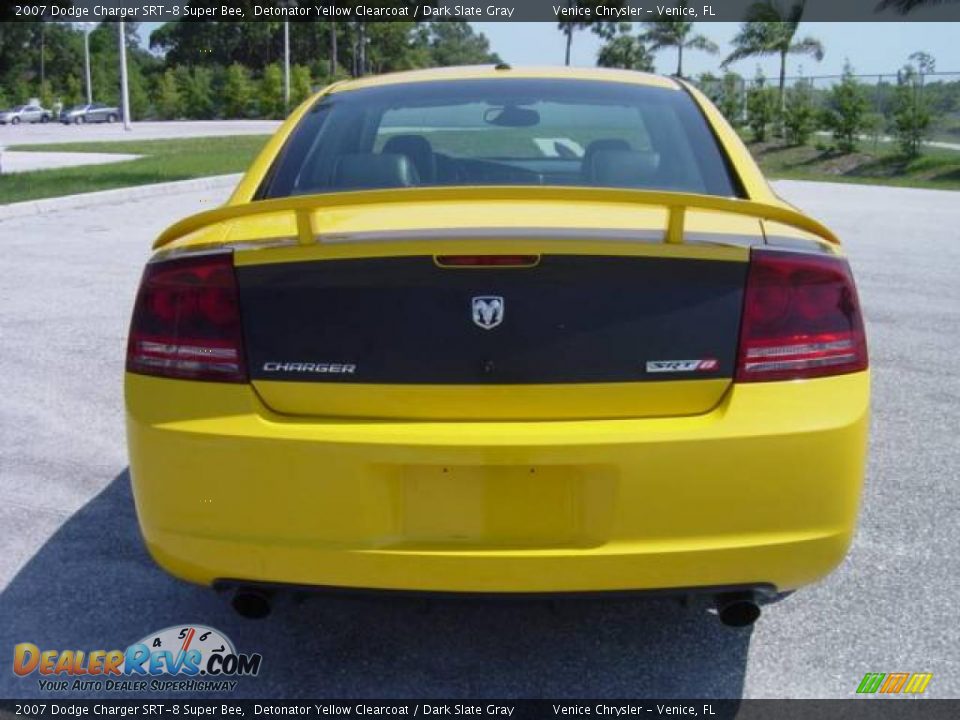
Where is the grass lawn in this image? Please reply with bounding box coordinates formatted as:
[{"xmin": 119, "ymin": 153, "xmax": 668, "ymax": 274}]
[
  {"xmin": 746, "ymin": 138, "xmax": 960, "ymax": 191},
  {"xmin": 3, "ymin": 131, "xmax": 958, "ymax": 205},
  {"xmin": 0, "ymin": 136, "xmax": 270, "ymax": 205}
]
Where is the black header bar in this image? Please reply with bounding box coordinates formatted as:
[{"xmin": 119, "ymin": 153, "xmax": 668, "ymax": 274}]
[
  {"xmin": 2, "ymin": 700, "xmax": 960, "ymax": 719},
  {"xmin": 5, "ymin": 0, "xmax": 960, "ymax": 23}
]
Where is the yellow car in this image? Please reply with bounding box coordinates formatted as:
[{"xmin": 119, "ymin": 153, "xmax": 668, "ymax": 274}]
[{"xmin": 125, "ymin": 66, "xmax": 869, "ymax": 626}]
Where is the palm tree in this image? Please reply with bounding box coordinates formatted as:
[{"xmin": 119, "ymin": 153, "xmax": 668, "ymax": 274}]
[
  {"xmin": 557, "ymin": 1, "xmax": 623, "ymax": 65},
  {"xmin": 876, "ymin": 0, "xmax": 956, "ymax": 11},
  {"xmin": 643, "ymin": 15, "xmax": 718, "ymax": 77},
  {"xmin": 598, "ymin": 29, "xmax": 656, "ymax": 72},
  {"xmin": 722, "ymin": 1, "xmax": 824, "ymax": 116}
]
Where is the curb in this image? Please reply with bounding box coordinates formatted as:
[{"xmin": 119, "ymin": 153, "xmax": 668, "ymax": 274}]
[{"xmin": 0, "ymin": 173, "xmax": 242, "ymax": 222}]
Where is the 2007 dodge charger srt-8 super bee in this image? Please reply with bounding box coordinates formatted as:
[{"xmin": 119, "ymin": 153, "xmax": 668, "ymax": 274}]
[{"xmin": 125, "ymin": 66, "xmax": 868, "ymax": 625}]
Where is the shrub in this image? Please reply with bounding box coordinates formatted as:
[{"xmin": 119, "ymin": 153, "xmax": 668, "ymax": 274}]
[
  {"xmin": 127, "ymin": 64, "xmax": 151, "ymax": 120},
  {"xmin": 719, "ymin": 72, "xmax": 744, "ymax": 128},
  {"xmin": 291, "ymin": 65, "xmax": 313, "ymax": 107},
  {"xmin": 154, "ymin": 69, "xmax": 181, "ymax": 120},
  {"xmin": 259, "ymin": 63, "xmax": 284, "ymax": 119},
  {"xmin": 746, "ymin": 72, "xmax": 776, "ymax": 142},
  {"xmin": 222, "ymin": 63, "xmax": 253, "ymax": 119},
  {"xmin": 863, "ymin": 112, "xmax": 885, "ymax": 151},
  {"xmin": 783, "ymin": 80, "xmax": 816, "ymax": 145},
  {"xmin": 893, "ymin": 70, "xmax": 932, "ymax": 158},
  {"xmin": 178, "ymin": 67, "xmax": 215, "ymax": 119},
  {"xmin": 822, "ymin": 62, "xmax": 868, "ymax": 153},
  {"xmin": 38, "ymin": 80, "xmax": 54, "ymax": 109}
]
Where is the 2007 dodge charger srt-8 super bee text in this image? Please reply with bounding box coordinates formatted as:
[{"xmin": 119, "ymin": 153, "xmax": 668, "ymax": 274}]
[{"xmin": 124, "ymin": 66, "xmax": 869, "ymax": 626}]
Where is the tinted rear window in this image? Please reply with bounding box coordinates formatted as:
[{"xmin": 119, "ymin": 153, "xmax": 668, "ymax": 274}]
[{"xmin": 259, "ymin": 79, "xmax": 739, "ymax": 199}]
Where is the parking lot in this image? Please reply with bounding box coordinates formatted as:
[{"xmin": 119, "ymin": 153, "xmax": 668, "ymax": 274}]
[
  {"xmin": 0, "ymin": 120, "xmax": 280, "ymax": 147},
  {"xmin": 0, "ymin": 178, "xmax": 957, "ymax": 698}
]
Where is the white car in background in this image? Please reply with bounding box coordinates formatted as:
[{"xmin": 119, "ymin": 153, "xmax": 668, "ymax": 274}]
[
  {"xmin": 60, "ymin": 103, "xmax": 121, "ymax": 124},
  {"xmin": 0, "ymin": 104, "xmax": 54, "ymax": 125}
]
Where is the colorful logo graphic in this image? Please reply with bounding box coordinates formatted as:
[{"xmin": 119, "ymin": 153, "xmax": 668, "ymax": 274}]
[
  {"xmin": 857, "ymin": 672, "xmax": 933, "ymax": 695},
  {"xmin": 13, "ymin": 625, "xmax": 261, "ymax": 692}
]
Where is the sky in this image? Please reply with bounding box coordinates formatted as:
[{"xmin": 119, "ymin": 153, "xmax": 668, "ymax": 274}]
[
  {"xmin": 138, "ymin": 21, "xmax": 960, "ymax": 80},
  {"xmin": 472, "ymin": 22, "xmax": 960, "ymax": 79}
]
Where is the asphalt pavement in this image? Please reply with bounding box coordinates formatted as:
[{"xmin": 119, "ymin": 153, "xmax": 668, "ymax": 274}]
[{"xmin": 0, "ymin": 179, "xmax": 957, "ymax": 699}]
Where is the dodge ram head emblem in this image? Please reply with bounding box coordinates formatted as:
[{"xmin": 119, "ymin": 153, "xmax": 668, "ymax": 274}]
[{"xmin": 472, "ymin": 296, "xmax": 504, "ymax": 329}]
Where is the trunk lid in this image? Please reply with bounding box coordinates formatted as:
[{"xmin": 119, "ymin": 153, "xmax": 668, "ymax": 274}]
[
  {"xmin": 225, "ymin": 198, "xmax": 759, "ymax": 420},
  {"xmin": 160, "ymin": 191, "xmax": 781, "ymax": 420}
]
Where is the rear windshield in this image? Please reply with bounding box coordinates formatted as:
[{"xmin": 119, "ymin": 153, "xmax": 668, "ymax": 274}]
[{"xmin": 259, "ymin": 78, "xmax": 740, "ymax": 199}]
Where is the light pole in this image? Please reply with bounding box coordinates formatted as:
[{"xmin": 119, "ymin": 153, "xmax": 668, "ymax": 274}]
[
  {"xmin": 118, "ymin": 20, "xmax": 131, "ymax": 130},
  {"xmin": 283, "ymin": 21, "xmax": 291, "ymax": 111},
  {"xmin": 83, "ymin": 22, "xmax": 93, "ymax": 105}
]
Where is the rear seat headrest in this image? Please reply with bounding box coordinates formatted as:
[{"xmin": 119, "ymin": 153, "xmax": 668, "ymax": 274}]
[
  {"xmin": 587, "ymin": 149, "xmax": 661, "ymax": 188},
  {"xmin": 332, "ymin": 153, "xmax": 421, "ymax": 189},
  {"xmin": 382, "ymin": 135, "xmax": 436, "ymax": 183}
]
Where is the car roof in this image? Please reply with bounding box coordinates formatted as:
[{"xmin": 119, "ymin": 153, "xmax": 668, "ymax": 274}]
[{"xmin": 327, "ymin": 65, "xmax": 681, "ymax": 95}]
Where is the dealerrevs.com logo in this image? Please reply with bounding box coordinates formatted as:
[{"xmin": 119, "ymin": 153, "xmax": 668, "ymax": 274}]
[{"xmin": 13, "ymin": 625, "xmax": 262, "ymax": 693}]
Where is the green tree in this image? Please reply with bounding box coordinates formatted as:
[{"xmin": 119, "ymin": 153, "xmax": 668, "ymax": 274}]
[
  {"xmin": 150, "ymin": 17, "xmax": 282, "ymax": 70},
  {"xmin": 127, "ymin": 62, "xmax": 151, "ymax": 119},
  {"xmin": 329, "ymin": 22, "xmax": 338, "ymax": 77},
  {"xmin": 0, "ymin": 24, "xmax": 35, "ymax": 95},
  {"xmin": 62, "ymin": 74, "xmax": 83, "ymax": 107},
  {"xmin": 876, "ymin": 0, "xmax": 960, "ymax": 13},
  {"xmin": 260, "ymin": 63, "xmax": 285, "ymax": 119},
  {"xmin": 154, "ymin": 68, "xmax": 182, "ymax": 120},
  {"xmin": 822, "ymin": 62, "xmax": 869, "ymax": 153},
  {"xmin": 643, "ymin": 10, "xmax": 718, "ymax": 78},
  {"xmin": 722, "ymin": 1, "xmax": 824, "ymax": 120},
  {"xmin": 597, "ymin": 24, "xmax": 655, "ymax": 71},
  {"xmin": 746, "ymin": 70, "xmax": 777, "ymax": 142},
  {"xmin": 9, "ymin": 78, "xmax": 31, "ymax": 107},
  {"xmin": 783, "ymin": 78, "xmax": 816, "ymax": 144},
  {"xmin": 558, "ymin": 1, "xmax": 623, "ymax": 66},
  {"xmin": 38, "ymin": 80, "xmax": 54, "ymax": 108},
  {"xmin": 177, "ymin": 66, "xmax": 215, "ymax": 119},
  {"xmin": 893, "ymin": 66, "xmax": 933, "ymax": 157},
  {"xmin": 908, "ymin": 50, "xmax": 936, "ymax": 77},
  {"xmin": 697, "ymin": 72, "xmax": 722, "ymax": 103},
  {"xmin": 291, "ymin": 64, "xmax": 313, "ymax": 107},
  {"xmin": 720, "ymin": 72, "xmax": 745, "ymax": 127},
  {"xmin": 426, "ymin": 22, "xmax": 501, "ymax": 66},
  {"xmin": 365, "ymin": 23, "xmax": 431, "ymax": 74},
  {"xmin": 0, "ymin": 21, "xmax": 159, "ymax": 115},
  {"xmin": 222, "ymin": 62, "xmax": 253, "ymax": 118}
]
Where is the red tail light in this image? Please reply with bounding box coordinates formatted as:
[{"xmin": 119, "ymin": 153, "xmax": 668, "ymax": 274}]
[
  {"xmin": 126, "ymin": 252, "xmax": 247, "ymax": 382},
  {"xmin": 436, "ymin": 255, "xmax": 539, "ymax": 267},
  {"xmin": 736, "ymin": 249, "xmax": 867, "ymax": 382}
]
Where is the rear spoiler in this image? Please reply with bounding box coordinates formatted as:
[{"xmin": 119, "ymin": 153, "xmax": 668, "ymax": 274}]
[{"xmin": 153, "ymin": 186, "xmax": 839, "ymax": 251}]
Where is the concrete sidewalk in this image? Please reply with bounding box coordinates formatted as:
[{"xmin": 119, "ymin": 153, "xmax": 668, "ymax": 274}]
[{"xmin": 0, "ymin": 149, "xmax": 141, "ymax": 174}]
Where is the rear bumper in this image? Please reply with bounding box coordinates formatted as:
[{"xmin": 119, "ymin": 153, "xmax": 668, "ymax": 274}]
[{"xmin": 125, "ymin": 372, "xmax": 869, "ymax": 593}]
